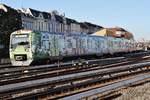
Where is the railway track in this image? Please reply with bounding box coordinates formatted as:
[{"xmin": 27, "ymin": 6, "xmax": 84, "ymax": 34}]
[
  {"xmin": 31, "ymin": 65, "xmax": 150, "ymax": 100},
  {"xmin": 0, "ymin": 60, "xmax": 149, "ymax": 100},
  {"xmin": 0, "ymin": 64, "xmax": 12, "ymax": 69},
  {"xmin": 0, "ymin": 57, "xmax": 125, "ymax": 81},
  {"xmin": 0, "ymin": 54, "xmax": 149, "ymax": 86},
  {"xmin": 22, "ymin": 69, "xmax": 150, "ymax": 100},
  {"xmin": 60, "ymin": 72, "xmax": 150, "ymax": 100},
  {"xmin": 0, "ymin": 57, "xmax": 125, "ymax": 73},
  {"xmin": 0, "ymin": 51, "xmax": 149, "ymax": 99}
]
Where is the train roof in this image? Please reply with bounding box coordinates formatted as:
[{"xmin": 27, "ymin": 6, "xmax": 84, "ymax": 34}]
[
  {"xmin": 11, "ymin": 29, "xmax": 132, "ymax": 41},
  {"xmin": 11, "ymin": 29, "xmax": 33, "ymax": 35}
]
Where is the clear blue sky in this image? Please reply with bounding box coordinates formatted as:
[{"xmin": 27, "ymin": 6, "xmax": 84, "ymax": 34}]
[{"xmin": 1, "ymin": 0, "xmax": 150, "ymax": 40}]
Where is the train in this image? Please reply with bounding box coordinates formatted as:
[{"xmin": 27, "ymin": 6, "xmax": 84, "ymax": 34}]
[{"xmin": 10, "ymin": 29, "xmax": 139, "ymax": 66}]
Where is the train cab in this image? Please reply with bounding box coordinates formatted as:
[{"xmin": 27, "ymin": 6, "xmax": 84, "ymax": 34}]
[{"xmin": 9, "ymin": 30, "xmax": 33, "ymax": 66}]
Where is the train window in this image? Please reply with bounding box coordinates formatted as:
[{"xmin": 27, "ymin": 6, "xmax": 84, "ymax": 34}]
[
  {"xmin": 67, "ymin": 39, "xmax": 72, "ymax": 48},
  {"xmin": 44, "ymin": 40, "xmax": 49, "ymax": 50},
  {"xmin": 11, "ymin": 34, "xmax": 29, "ymax": 48}
]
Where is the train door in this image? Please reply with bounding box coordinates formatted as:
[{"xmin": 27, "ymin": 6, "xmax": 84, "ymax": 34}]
[
  {"xmin": 99, "ymin": 38, "xmax": 102, "ymax": 54},
  {"xmin": 86, "ymin": 36, "xmax": 90, "ymax": 54},
  {"xmin": 76, "ymin": 35, "xmax": 80, "ymax": 55},
  {"xmin": 48, "ymin": 33, "xmax": 55, "ymax": 57},
  {"xmin": 39, "ymin": 33, "xmax": 50, "ymax": 58},
  {"xmin": 80, "ymin": 36, "xmax": 84, "ymax": 55},
  {"xmin": 103, "ymin": 38, "xmax": 109, "ymax": 54},
  {"xmin": 83, "ymin": 36, "xmax": 88, "ymax": 55},
  {"xmin": 107, "ymin": 37, "xmax": 113, "ymax": 54},
  {"xmin": 100, "ymin": 38, "xmax": 105, "ymax": 54},
  {"xmin": 54, "ymin": 34, "xmax": 59, "ymax": 57},
  {"xmin": 58, "ymin": 34, "xmax": 65, "ymax": 56}
]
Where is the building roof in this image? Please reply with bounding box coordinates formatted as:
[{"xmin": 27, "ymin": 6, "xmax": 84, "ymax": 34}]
[
  {"xmin": 71, "ymin": 19, "xmax": 78, "ymax": 24},
  {"xmin": 0, "ymin": 3, "xmax": 18, "ymax": 13},
  {"xmin": 29, "ymin": 8, "xmax": 41, "ymax": 17},
  {"xmin": 55, "ymin": 15, "xmax": 63, "ymax": 23},
  {"xmin": 17, "ymin": 9, "xmax": 34, "ymax": 18},
  {"xmin": 29, "ymin": 8, "xmax": 51, "ymax": 19},
  {"xmin": 106, "ymin": 27, "xmax": 127, "ymax": 32},
  {"xmin": 66, "ymin": 18, "xmax": 72, "ymax": 25},
  {"xmin": 65, "ymin": 17, "xmax": 80, "ymax": 25},
  {"xmin": 80, "ymin": 22, "xmax": 88, "ymax": 29},
  {"xmin": 93, "ymin": 27, "xmax": 134, "ymax": 40},
  {"xmin": 0, "ymin": 3, "xmax": 16, "ymax": 12},
  {"xmin": 42, "ymin": 12, "xmax": 51, "ymax": 19},
  {"xmin": 1, "ymin": 3, "xmax": 106, "ymax": 34},
  {"xmin": 0, "ymin": 4, "xmax": 8, "ymax": 12},
  {"xmin": 84, "ymin": 22, "xmax": 103, "ymax": 28}
]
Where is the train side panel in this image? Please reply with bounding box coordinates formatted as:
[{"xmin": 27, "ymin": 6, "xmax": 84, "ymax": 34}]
[{"xmin": 10, "ymin": 30, "xmax": 140, "ymax": 66}]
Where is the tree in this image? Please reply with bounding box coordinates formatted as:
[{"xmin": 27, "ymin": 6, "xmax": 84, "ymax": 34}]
[{"xmin": 0, "ymin": 5, "xmax": 22, "ymax": 58}]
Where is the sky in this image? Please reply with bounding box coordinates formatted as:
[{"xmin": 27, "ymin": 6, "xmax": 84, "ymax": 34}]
[{"xmin": 1, "ymin": 0, "xmax": 150, "ymax": 40}]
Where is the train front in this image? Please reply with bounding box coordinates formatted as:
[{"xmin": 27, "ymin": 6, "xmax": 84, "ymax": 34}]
[{"xmin": 9, "ymin": 30, "xmax": 33, "ymax": 66}]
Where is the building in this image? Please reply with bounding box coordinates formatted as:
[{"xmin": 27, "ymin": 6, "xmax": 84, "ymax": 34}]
[
  {"xmin": 83, "ymin": 22, "xmax": 103, "ymax": 34},
  {"xmin": 0, "ymin": 3, "xmax": 103, "ymax": 58},
  {"xmin": 92, "ymin": 27, "xmax": 134, "ymax": 40},
  {"xmin": 0, "ymin": 3, "xmax": 103, "ymax": 35}
]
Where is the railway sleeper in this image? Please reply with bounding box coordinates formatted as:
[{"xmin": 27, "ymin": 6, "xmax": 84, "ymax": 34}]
[
  {"xmin": 41, "ymin": 71, "xmax": 149, "ymax": 100},
  {"xmin": 9, "ymin": 70, "xmax": 149, "ymax": 100},
  {"xmin": 0, "ymin": 65, "xmax": 149, "ymax": 99}
]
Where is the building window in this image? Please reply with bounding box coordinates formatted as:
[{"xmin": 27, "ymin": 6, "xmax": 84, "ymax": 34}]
[
  {"xmin": 48, "ymin": 23, "xmax": 51, "ymax": 32},
  {"xmin": 41, "ymin": 22, "xmax": 43, "ymax": 31},
  {"xmin": 22, "ymin": 21, "xmax": 33, "ymax": 30},
  {"xmin": 39, "ymin": 22, "xmax": 40, "ymax": 31}
]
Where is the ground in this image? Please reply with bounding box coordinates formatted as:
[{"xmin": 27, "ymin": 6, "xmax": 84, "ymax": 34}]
[{"xmin": 114, "ymin": 82, "xmax": 150, "ymax": 100}]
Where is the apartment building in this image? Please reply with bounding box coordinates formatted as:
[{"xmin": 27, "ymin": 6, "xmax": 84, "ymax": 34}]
[{"xmin": 0, "ymin": 3, "xmax": 103, "ymax": 35}]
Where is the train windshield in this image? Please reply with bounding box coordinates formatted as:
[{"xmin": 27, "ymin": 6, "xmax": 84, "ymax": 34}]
[{"xmin": 11, "ymin": 34, "xmax": 29, "ymax": 48}]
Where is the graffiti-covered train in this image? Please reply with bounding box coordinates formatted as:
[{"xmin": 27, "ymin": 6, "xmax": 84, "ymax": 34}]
[{"xmin": 10, "ymin": 29, "xmax": 139, "ymax": 66}]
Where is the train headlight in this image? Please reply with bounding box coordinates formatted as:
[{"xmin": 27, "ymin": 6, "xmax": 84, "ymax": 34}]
[
  {"xmin": 25, "ymin": 48, "xmax": 29, "ymax": 52},
  {"xmin": 10, "ymin": 48, "xmax": 14, "ymax": 52},
  {"xmin": 25, "ymin": 45, "xmax": 30, "ymax": 52}
]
